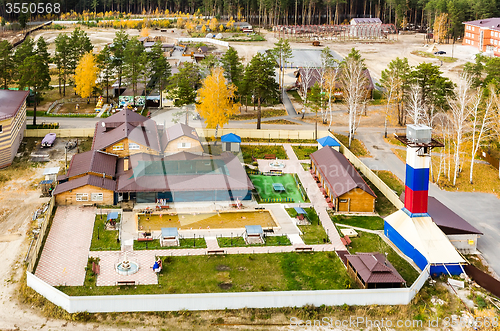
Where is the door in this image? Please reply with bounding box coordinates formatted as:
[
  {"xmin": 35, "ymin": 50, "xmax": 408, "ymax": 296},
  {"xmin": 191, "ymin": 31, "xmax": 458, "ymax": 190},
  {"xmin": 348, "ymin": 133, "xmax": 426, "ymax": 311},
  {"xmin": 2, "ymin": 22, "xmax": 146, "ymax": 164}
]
[{"xmin": 338, "ymin": 198, "xmax": 350, "ymax": 212}]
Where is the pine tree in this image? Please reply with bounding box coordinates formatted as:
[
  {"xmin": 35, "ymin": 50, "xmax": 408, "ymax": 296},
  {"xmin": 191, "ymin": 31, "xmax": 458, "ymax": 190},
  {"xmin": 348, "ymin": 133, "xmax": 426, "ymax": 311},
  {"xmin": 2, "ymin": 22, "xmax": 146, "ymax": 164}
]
[
  {"xmin": 220, "ymin": 46, "xmax": 243, "ymax": 90},
  {"xmin": 168, "ymin": 62, "xmax": 200, "ymax": 107},
  {"xmin": 111, "ymin": 30, "xmax": 130, "ymax": 95},
  {"xmin": 18, "ymin": 55, "xmax": 50, "ymax": 126},
  {"xmin": 0, "ymin": 40, "xmax": 13, "ymax": 89},
  {"xmin": 54, "ymin": 34, "xmax": 71, "ymax": 95},
  {"xmin": 148, "ymin": 41, "xmax": 171, "ymax": 107},
  {"xmin": 96, "ymin": 45, "xmax": 114, "ymax": 103},
  {"xmin": 123, "ymin": 37, "xmax": 146, "ymax": 102}
]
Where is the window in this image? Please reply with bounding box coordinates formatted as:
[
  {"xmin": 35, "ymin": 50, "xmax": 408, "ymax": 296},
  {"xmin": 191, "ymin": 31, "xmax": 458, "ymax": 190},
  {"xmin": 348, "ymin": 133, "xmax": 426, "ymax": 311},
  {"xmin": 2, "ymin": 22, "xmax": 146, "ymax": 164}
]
[
  {"xmin": 177, "ymin": 142, "xmax": 191, "ymax": 149},
  {"xmin": 128, "ymin": 143, "xmax": 140, "ymax": 150},
  {"xmin": 112, "ymin": 144, "xmax": 124, "ymax": 151},
  {"xmin": 472, "ymin": 41, "xmax": 474, "ymax": 45},
  {"xmin": 339, "ymin": 199, "xmax": 348, "ymax": 203},
  {"xmin": 91, "ymin": 193, "xmax": 103, "ymax": 201},
  {"xmin": 76, "ymin": 193, "xmax": 89, "ymax": 201}
]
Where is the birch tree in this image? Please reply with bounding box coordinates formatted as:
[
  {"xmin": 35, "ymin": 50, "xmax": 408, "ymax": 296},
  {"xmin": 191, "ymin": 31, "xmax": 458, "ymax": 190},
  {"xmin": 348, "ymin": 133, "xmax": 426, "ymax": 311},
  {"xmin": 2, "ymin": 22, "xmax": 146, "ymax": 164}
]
[
  {"xmin": 469, "ymin": 85, "xmax": 494, "ymax": 184},
  {"xmin": 321, "ymin": 47, "xmax": 339, "ymax": 129},
  {"xmin": 340, "ymin": 48, "xmax": 368, "ymax": 147},
  {"xmin": 379, "ymin": 67, "xmax": 397, "ymax": 137},
  {"xmin": 447, "ymin": 74, "xmax": 481, "ymax": 186},
  {"xmin": 300, "ymin": 64, "xmax": 315, "ymax": 119}
]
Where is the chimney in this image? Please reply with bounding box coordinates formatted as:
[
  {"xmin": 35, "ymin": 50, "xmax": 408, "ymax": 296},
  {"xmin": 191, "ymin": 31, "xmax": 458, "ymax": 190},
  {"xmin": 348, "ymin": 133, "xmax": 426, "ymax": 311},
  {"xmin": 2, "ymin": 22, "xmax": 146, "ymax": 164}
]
[
  {"xmin": 124, "ymin": 158, "xmax": 129, "ymax": 172},
  {"xmin": 403, "ymin": 124, "xmax": 432, "ymax": 215}
]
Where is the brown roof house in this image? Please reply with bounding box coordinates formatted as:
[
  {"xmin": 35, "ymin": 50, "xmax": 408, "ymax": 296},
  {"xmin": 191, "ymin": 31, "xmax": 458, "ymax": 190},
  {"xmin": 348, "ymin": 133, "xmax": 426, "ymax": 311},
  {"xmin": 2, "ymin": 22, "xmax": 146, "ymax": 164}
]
[
  {"xmin": 160, "ymin": 123, "xmax": 203, "ymax": 155},
  {"xmin": 310, "ymin": 147, "xmax": 376, "ymax": 212},
  {"xmin": 346, "ymin": 252, "xmax": 405, "ymax": 288},
  {"xmin": 92, "ymin": 109, "xmax": 161, "ymax": 158},
  {"xmin": 0, "ymin": 90, "xmax": 29, "ymax": 168},
  {"xmin": 53, "ymin": 175, "xmax": 116, "ymax": 206}
]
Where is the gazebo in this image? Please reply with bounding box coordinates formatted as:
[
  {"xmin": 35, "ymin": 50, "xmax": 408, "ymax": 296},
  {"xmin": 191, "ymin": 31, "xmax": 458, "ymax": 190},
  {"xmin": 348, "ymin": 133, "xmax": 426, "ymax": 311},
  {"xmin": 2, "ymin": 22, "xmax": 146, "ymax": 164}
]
[
  {"xmin": 221, "ymin": 133, "xmax": 242, "ymax": 152},
  {"xmin": 245, "ymin": 225, "xmax": 264, "ymax": 244},
  {"xmin": 106, "ymin": 211, "xmax": 119, "ymax": 229},
  {"xmin": 161, "ymin": 227, "xmax": 179, "ymax": 247},
  {"xmin": 317, "ymin": 136, "xmax": 340, "ymax": 151},
  {"xmin": 294, "ymin": 206, "xmax": 307, "ymax": 221}
]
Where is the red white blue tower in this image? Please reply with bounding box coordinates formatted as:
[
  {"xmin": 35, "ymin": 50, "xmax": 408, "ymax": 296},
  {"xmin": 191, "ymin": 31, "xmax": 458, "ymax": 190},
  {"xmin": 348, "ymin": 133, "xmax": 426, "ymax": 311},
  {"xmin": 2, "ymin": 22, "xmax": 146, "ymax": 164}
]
[
  {"xmin": 403, "ymin": 124, "xmax": 436, "ymax": 215},
  {"xmin": 384, "ymin": 125, "xmax": 466, "ymax": 276}
]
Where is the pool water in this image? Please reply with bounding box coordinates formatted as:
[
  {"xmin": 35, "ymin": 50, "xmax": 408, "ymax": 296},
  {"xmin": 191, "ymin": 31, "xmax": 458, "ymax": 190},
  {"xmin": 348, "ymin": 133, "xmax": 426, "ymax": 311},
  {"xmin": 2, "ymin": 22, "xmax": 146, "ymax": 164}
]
[{"xmin": 138, "ymin": 210, "xmax": 277, "ymax": 231}]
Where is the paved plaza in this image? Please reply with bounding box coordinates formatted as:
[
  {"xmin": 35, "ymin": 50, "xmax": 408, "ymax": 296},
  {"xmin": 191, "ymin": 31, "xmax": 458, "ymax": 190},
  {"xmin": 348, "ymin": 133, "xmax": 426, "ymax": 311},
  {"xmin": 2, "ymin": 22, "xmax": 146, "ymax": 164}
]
[{"xmin": 35, "ymin": 206, "xmax": 95, "ymax": 286}]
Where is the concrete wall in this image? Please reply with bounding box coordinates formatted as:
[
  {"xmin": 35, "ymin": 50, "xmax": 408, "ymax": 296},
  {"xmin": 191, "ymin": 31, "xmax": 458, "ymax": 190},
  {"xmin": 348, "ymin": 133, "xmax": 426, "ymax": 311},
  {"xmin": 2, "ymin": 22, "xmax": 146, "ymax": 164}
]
[
  {"xmin": 197, "ymin": 128, "xmax": 330, "ymax": 141},
  {"xmin": 27, "ymin": 264, "xmax": 430, "ymax": 313},
  {"xmin": 25, "ymin": 128, "xmax": 95, "ymax": 138}
]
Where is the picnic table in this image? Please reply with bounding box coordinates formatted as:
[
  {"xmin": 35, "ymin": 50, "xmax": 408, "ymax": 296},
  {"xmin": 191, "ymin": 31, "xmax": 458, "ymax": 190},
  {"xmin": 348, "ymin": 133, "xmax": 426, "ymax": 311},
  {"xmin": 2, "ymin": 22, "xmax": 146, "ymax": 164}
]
[
  {"xmin": 264, "ymin": 154, "xmax": 276, "ymax": 159},
  {"xmin": 272, "ymin": 183, "xmax": 286, "ymax": 192}
]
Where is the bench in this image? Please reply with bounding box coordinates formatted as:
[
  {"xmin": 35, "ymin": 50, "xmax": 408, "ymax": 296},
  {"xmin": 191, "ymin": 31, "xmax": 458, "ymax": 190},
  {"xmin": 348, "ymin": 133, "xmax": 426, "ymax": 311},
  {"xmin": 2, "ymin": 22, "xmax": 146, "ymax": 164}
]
[
  {"xmin": 137, "ymin": 237, "xmax": 153, "ymax": 242},
  {"xmin": 295, "ymin": 246, "xmax": 313, "ymax": 252},
  {"xmin": 264, "ymin": 154, "xmax": 276, "ymax": 159},
  {"xmin": 207, "ymin": 249, "xmax": 225, "ymax": 255},
  {"xmin": 117, "ymin": 280, "xmax": 136, "ymax": 286},
  {"xmin": 83, "ymin": 203, "xmax": 94, "ymax": 207},
  {"xmin": 341, "ymin": 236, "xmax": 352, "ymax": 246},
  {"xmin": 91, "ymin": 262, "xmax": 100, "ymax": 275}
]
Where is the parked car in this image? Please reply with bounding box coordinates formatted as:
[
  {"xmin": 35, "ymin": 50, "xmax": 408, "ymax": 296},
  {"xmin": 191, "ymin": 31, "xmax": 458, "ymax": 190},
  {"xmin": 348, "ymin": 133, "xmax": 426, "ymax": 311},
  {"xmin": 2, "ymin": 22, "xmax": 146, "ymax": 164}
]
[
  {"xmin": 434, "ymin": 51, "xmax": 446, "ymax": 55},
  {"xmin": 41, "ymin": 133, "xmax": 56, "ymax": 148}
]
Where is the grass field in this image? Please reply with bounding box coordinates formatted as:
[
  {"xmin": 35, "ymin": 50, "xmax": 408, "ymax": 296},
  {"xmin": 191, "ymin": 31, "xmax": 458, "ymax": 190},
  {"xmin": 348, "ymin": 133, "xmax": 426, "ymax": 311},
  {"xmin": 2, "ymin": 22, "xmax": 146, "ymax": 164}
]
[
  {"xmin": 89, "ymin": 215, "xmax": 121, "ymax": 251},
  {"xmin": 241, "ymin": 145, "xmax": 288, "ymax": 164},
  {"xmin": 291, "ymin": 145, "xmax": 317, "ymax": 160},
  {"xmin": 361, "ymin": 174, "xmax": 398, "ymax": 216},
  {"xmin": 250, "ymin": 174, "xmax": 305, "ymax": 203},
  {"xmin": 217, "ymin": 235, "xmax": 291, "ymax": 247},
  {"xmin": 57, "ymin": 252, "xmax": 357, "ymax": 296},
  {"xmin": 410, "ymin": 50, "xmax": 457, "ymax": 63},
  {"xmin": 374, "ymin": 170, "xmax": 405, "ymax": 196},
  {"xmin": 301, "ymin": 162, "xmax": 311, "ymax": 171},
  {"xmin": 334, "ymin": 134, "xmax": 371, "ymax": 157},
  {"xmin": 133, "ymin": 238, "xmax": 207, "ymax": 250},
  {"xmin": 348, "ymin": 231, "xmax": 420, "ymax": 285},
  {"xmin": 286, "ymin": 207, "xmax": 328, "ymax": 244},
  {"xmin": 332, "ymin": 215, "xmax": 385, "ymax": 230}
]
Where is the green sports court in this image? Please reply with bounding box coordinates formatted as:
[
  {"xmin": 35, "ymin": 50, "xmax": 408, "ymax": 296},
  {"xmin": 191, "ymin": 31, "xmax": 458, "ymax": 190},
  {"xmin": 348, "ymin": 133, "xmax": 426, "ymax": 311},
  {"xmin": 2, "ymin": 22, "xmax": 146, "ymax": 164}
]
[{"xmin": 248, "ymin": 174, "xmax": 306, "ymax": 203}]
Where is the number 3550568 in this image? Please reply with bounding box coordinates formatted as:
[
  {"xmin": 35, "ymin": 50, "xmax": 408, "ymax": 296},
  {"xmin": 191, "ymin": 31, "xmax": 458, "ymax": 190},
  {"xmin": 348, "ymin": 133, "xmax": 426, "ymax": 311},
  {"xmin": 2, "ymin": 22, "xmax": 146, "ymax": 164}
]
[{"xmin": 6, "ymin": 2, "xmax": 61, "ymax": 14}]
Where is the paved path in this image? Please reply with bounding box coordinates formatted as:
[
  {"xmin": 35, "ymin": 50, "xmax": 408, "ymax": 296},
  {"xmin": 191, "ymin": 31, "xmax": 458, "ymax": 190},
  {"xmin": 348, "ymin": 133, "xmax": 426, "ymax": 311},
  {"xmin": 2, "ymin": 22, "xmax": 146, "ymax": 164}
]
[
  {"xmin": 205, "ymin": 237, "xmax": 220, "ymax": 250},
  {"xmin": 357, "ymin": 130, "xmax": 500, "ymax": 276},
  {"xmin": 282, "ymin": 91, "xmax": 297, "ymax": 116},
  {"xmin": 35, "ymin": 206, "xmax": 95, "ymax": 286}
]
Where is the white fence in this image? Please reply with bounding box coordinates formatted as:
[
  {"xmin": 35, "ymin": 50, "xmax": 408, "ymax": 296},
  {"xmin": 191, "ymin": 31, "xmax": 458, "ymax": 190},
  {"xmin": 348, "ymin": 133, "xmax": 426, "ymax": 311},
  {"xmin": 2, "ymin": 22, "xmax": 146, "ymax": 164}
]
[
  {"xmin": 177, "ymin": 38, "xmax": 229, "ymax": 47},
  {"xmin": 27, "ymin": 265, "xmax": 429, "ymax": 313},
  {"xmin": 196, "ymin": 128, "xmax": 329, "ymax": 140}
]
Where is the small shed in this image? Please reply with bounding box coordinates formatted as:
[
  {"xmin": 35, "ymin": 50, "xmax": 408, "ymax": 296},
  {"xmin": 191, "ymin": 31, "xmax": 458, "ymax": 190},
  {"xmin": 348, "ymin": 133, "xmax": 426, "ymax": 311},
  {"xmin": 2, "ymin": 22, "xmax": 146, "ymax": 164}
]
[
  {"xmin": 39, "ymin": 179, "xmax": 54, "ymax": 197},
  {"xmin": 317, "ymin": 136, "xmax": 340, "ymax": 151},
  {"xmin": 245, "ymin": 225, "xmax": 264, "ymax": 244},
  {"xmin": 198, "ymin": 46, "xmax": 209, "ymax": 53},
  {"xmin": 107, "ymin": 211, "xmax": 119, "ymax": 221},
  {"xmin": 345, "ymin": 252, "xmax": 405, "ymax": 289},
  {"xmin": 106, "ymin": 211, "xmax": 119, "ymax": 229},
  {"xmin": 215, "ymin": 33, "xmax": 223, "ymax": 39},
  {"xmin": 161, "ymin": 227, "xmax": 179, "ymax": 247},
  {"xmin": 43, "ymin": 167, "xmax": 60, "ymax": 181},
  {"xmin": 193, "ymin": 54, "xmax": 205, "ymax": 62},
  {"xmin": 221, "ymin": 133, "xmax": 241, "ymax": 152},
  {"xmin": 294, "ymin": 206, "xmax": 307, "ymax": 221}
]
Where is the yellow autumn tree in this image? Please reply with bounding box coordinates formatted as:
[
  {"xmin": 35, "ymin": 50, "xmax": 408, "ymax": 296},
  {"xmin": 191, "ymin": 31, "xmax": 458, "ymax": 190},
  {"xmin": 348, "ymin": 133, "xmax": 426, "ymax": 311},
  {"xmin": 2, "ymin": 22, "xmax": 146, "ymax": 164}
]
[
  {"xmin": 140, "ymin": 27, "xmax": 150, "ymax": 37},
  {"xmin": 197, "ymin": 67, "xmax": 240, "ymax": 137},
  {"xmin": 74, "ymin": 52, "xmax": 99, "ymax": 102},
  {"xmin": 434, "ymin": 13, "xmax": 449, "ymax": 43},
  {"xmin": 201, "ymin": 25, "xmax": 207, "ymax": 33},
  {"xmin": 219, "ymin": 24, "xmax": 224, "ymax": 32},
  {"xmin": 209, "ymin": 17, "xmax": 218, "ymax": 31}
]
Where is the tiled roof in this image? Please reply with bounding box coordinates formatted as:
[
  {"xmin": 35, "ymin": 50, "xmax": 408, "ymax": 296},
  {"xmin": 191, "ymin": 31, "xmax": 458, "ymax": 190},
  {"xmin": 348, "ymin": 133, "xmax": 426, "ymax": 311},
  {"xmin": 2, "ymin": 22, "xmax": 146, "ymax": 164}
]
[
  {"xmin": 67, "ymin": 150, "xmax": 117, "ymax": 179},
  {"xmin": 464, "ymin": 18, "xmax": 500, "ymax": 31},
  {"xmin": 53, "ymin": 175, "xmax": 116, "ymax": 195},
  {"xmin": 92, "ymin": 109, "xmax": 161, "ymax": 152},
  {"xmin": 0, "ymin": 90, "xmax": 29, "ymax": 120},
  {"xmin": 310, "ymin": 147, "xmax": 376, "ymax": 198},
  {"xmin": 116, "ymin": 152, "xmax": 253, "ymax": 193},
  {"xmin": 347, "ymin": 252, "xmax": 405, "ymax": 284},
  {"xmin": 160, "ymin": 123, "xmax": 200, "ymax": 151}
]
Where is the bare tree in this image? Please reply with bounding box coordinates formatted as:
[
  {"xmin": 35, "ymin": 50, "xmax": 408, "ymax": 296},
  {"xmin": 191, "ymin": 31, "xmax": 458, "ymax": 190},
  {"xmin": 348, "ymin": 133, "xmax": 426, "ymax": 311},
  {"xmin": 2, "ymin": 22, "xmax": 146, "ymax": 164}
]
[
  {"xmin": 380, "ymin": 68, "xmax": 396, "ymax": 138},
  {"xmin": 340, "ymin": 54, "xmax": 368, "ymax": 147},
  {"xmin": 447, "ymin": 74, "xmax": 481, "ymax": 186},
  {"xmin": 324, "ymin": 66, "xmax": 339, "ymax": 130},
  {"xmin": 300, "ymin": 63, "xmax": 315, "ymax": 119},
  {"xmin": 406, "ymin": 84, "xmax": 426, "ymax": 125}
]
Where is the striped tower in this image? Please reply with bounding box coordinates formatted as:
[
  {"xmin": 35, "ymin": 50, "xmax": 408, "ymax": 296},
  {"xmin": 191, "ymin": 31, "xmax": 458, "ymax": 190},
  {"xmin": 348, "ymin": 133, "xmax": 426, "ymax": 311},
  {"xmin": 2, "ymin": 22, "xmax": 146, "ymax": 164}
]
[{"xmin": 403, "ymin": 125, "xmax": 432, "ymax": 215}]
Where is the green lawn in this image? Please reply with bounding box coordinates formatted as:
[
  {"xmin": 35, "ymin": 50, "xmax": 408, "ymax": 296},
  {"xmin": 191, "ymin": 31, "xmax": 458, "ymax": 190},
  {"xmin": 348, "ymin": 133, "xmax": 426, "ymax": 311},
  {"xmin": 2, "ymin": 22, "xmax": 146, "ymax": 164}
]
[
  {"xmin": 361, "ymin": 174, "xmax": 398, "ymax": 217},
  {"xmin": 57, "ymin": 252, "xmax": 357, "ymax": 296},
  {"xmin": 89, "ymin": 215, "xmax": 121, "ymax": 251},
  {"xmin": 374, "ymin": 170, "xmax": 405, "ymax": 196},
  {"xmin": 291, "ymin": 145, "xmax": 317, "ymax": 160},
  {"xmin": 332, "ymin": 215, "xmax": 384, "ymax": 230},
  {"xmin": 217, "ymin": 235, "xmax": 291, "ymax": 247},
  {"xmin": 301, "ymin": 162, "xmax": 311, "ymax": 171},
  {"xmin": 133, "ymin": 238, "xmax": 207, "ymax": 250},
  {"xmin": 286, "ymin": 207, "xmax": 328, "ymax": 244},
  {"xmin": 348, "ymin": 231, "xmax": 420, "ymax": 285},
  {"xmin": 241, "ymin": 145, "xmax": 288, "ymax": 164},
  {"xmin": 334, "ymin": 134, "xmax": 370, "ymax": 157},
  {"xmin": 249, "ymin": 174, "xmax": 305, "ymax": 203},
  {"xmin": 288, "ymin": 90, "xmax": 302, "ymax": 102}
]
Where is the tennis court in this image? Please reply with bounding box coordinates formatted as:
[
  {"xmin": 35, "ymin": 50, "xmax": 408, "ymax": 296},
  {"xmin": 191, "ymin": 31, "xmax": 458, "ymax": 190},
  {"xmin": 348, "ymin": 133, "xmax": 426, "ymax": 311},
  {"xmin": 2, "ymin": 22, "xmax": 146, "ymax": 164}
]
[{"xmin": 249, "ymin": 174, "xmax": 305, "ymax": 203}]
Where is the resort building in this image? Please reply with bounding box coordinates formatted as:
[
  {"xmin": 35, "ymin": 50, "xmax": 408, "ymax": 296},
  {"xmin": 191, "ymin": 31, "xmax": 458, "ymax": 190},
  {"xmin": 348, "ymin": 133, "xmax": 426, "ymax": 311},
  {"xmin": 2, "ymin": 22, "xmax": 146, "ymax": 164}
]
[
  {"xmin": 0, "ymin": 90, "xmax": 29, "ymax": 168},
  {"xmin": 310, "ymin": 147, "xmax": 376, "ymax": 213},
  {"xmin": 345, "ymin": 252, "xmax": 405, "ymax": 289},
  {"xmin": 55, "ymin": 109, "xmax": 253, "ymax": 206},
  {"xmin": 463, "ymin": 18, "xmax": 500, "ymax": 55}
]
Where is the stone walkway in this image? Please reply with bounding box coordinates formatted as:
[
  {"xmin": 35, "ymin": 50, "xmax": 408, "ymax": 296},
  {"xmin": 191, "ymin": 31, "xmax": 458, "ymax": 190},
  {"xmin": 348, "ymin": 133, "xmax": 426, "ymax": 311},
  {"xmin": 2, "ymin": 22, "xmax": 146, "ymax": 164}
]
[{"xmin": 35, "ymin": 206, "xmax": 95, "ymax": 286}]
